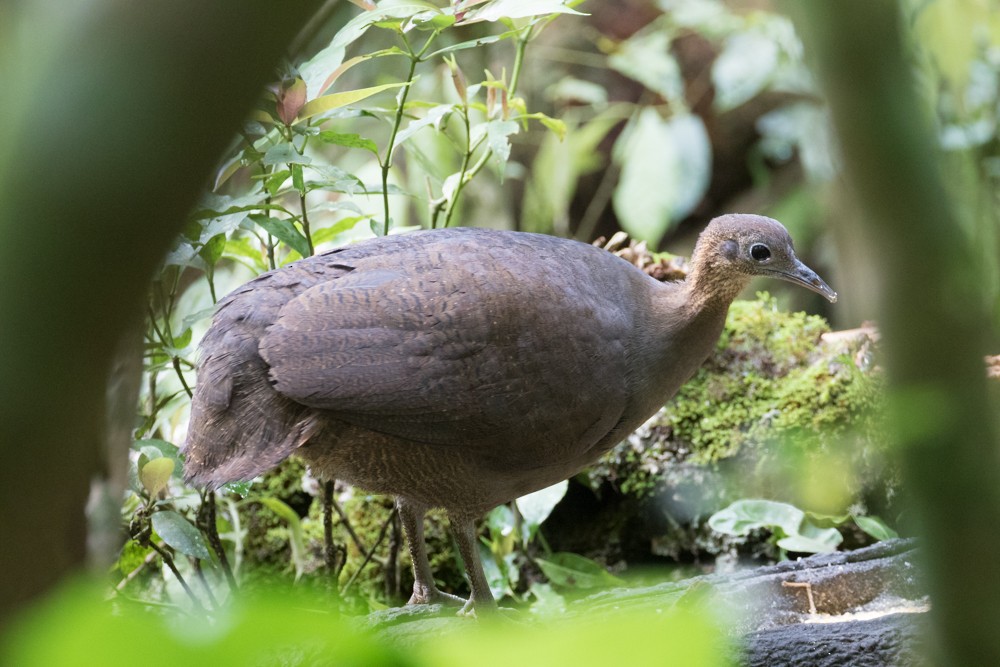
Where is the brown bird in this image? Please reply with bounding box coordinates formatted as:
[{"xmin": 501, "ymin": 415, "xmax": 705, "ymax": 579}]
[{"xmin": 183, "ymin": 214, "xmax": 836, "ymax": 613}]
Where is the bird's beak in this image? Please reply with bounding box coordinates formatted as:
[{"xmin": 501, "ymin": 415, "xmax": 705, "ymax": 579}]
[{"xmin": 774, "ymin": 258, "xmax": 838, "ymax": 303}]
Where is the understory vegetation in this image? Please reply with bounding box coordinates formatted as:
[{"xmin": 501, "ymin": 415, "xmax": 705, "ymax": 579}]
[{"xmin": 118, "ymin": 0, "xmax": 991, "ymax": 626}]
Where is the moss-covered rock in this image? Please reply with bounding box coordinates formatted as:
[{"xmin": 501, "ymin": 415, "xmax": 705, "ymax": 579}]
[{"xmin": 548, "ymin": 294, "xmax": 893, "ymax": 568}]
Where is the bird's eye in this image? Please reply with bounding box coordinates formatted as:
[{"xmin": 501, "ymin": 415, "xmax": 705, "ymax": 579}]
[{"xmin": 750, "ymin": 244, "xmax": 771, "ymax": 262}]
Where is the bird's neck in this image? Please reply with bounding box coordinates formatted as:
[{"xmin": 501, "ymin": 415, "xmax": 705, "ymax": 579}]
[{"xmin": 683, "ymin": 254, "xmax": 750, "ymax": 314}]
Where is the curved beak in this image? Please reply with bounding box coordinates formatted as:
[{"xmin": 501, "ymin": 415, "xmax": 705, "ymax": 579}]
[{"xmin": 772, "ymin": 258, "xmax": 838, "ymax": 303}]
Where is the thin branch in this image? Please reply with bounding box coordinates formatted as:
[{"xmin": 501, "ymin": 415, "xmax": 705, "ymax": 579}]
[
  {"xmin": 342, "ymin": 506, "xmax": 398, "ymax": 594},
  {"xmin": 148, "ymin": 542, "xmax": 207, "ymax": 615}
]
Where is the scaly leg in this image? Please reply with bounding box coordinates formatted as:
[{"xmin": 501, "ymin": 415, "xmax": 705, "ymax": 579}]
[
  {"xmin": 397, "ymin": 497, "xmax": 464, "ymax": 606},
  {"xmin": 448, "ymin": 511, "xmax": 498, "ymax": 616}
]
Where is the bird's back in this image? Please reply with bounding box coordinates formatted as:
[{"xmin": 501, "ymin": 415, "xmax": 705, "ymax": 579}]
[{"xmin": 184, "ymin": 228, "xmax": 656, "ymax": 493}]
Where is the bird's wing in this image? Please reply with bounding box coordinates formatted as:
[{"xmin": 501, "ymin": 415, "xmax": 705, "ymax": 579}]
[{"xmin": 259, "ymin": 258, "xmax": 628, "ymax": 449}]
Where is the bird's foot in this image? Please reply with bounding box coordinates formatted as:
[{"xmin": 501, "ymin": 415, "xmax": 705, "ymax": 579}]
[{"xmin": 406, "ymin": 585, "xmax": 465, "ymax": 607}]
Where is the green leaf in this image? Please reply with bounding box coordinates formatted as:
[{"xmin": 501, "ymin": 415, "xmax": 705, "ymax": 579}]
[
  {"xmin": 199, "ymin": 233, "xmax": 226, "ymax": 266},
  {"xmin": 609, "ymin": 32, "xmax": 683, "ymax": 103},
  {"xmin": 486, "ymin": 119, "xmax": 520, "ymax": 172},
  {"xmin": 249, "ymin": 214, "xmax": 311, "ymax": 257},
  {"xmin": 708, "ymin": 499, "xmax": 806, "ymax": 537},
  {"xmin": 535, "ymin": 552, "xmax": 623, "ymax": 589},
  {"xmin": 391, "ymin": 104, "xmax": 454, "ymax": 156},
  {"xmin": 262, "ymin": 143, "xmax": 310, "ymax": 166},
  {"xmin": 515, "ymin": 480, "xmax": 567, "ymax": 542},
  {"xmin": 425, "ymin": 33, "xmax": 510, "ymax": 59},
  {"xmin": 312, "ymin": 216, "xmax": 368, "ymax": 246},
  {"xmin": 222, "ymin": 480, "xmax": 253, "ymax": 498},
  {"xmin": 213, "ymin": 151, "xmax": 245, "ymax": 191},
  {"xmin": 853, "ymin": 515, "xmax": 899, "ymax": 542},
  {"xmin": 317, "ymin": 131, "xmax": 379, "ymax": 154},
  {"xmin": 612, "ymin": 108, "xmax": 711, "ymax": 245},
  {"xmin": 485, "ymin": 504, "xmax": 516, "ymax": 546},
  {"xmin": 151, "ymin": 510, "xmax": 211, "ymax": 560},
  {"xmin": 776, "ymin": 522, "xmax": 843, "ymax": 554},
  {"xmin": 265, "ymin": 169, "xmax": 290, "ymax": 196},
  {"xmin": 460, "ymin": 0, "xmax": 586, "ymax": 23},
  {"xmin": 140, "ymin": 458, "xmax": 174, "ymax": 497},
  {"xmin": 712, "ymin": 31, "xmax": 780, "ymax": 112},
  {"xmin": 260, "ymin": 497, "xmax": 306, "ymax": 580},
  {"xmin": 297, "ymin": 82, "xmax": 409, "ymax": 122},
  {"xmin": 291, "ymin": 163, "xmax": 305, "ymax": 194},
  {"xmin": 528, "ymin": 582, "xmax": 567, "ymax": 616}
]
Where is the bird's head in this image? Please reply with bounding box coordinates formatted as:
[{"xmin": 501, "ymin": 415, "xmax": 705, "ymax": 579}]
[{"xmin": 689, "ymin": 213, "xmax": 838, "ymax": 304}]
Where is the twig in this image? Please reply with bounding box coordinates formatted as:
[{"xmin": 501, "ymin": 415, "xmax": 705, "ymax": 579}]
[
  {"xmin": 342, "ymin": 506, "xmax": 398, "ymax": 594},
  {"xmin": 114, "ymin": 550, "xmax": 160, "ymax": 592},
  {"xmin": 148, "ymin": 541, "xmax": 207, "ymax": 615},
  {"xmin": 191, "ymin": 557, "xmax": 221, "ymax": 609},
  {"xmin": 200, "ymin": 491, "xmax": 238, "ymax": 593}
]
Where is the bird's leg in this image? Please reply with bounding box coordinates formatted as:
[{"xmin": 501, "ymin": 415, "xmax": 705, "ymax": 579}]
[
  {"xmin": 448, "ymin": 511, "xmax": 498, "ymax": 616},
  {"xmin": 397, "ymin": 497, "xmax": 464, "ymax": 606}
]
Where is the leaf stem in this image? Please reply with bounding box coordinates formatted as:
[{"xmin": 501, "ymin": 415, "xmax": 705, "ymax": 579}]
[
  {"xmin": 443, "ymin": 107, "xmax": 473, "ymax": 228},
  {"xmin": 149, "ymin": 541, "xmax": 207, "ymax": 614}
]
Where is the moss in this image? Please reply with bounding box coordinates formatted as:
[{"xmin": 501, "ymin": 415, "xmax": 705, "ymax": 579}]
[{"xmin": 593, "ymin": 293, "xmax": 887, "ymax": 506}]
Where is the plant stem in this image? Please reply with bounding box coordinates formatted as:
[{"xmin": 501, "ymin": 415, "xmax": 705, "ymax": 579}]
[
  {"xmin": 380, "ymin": 53, "xmax": 419, "ymax": 236},
  {"xmin": 443, "ymin": 107, "xmax": 473, "ymax": 228},
  {"xmin": 200, "ymin": 491, "xmax": 238, "ymax": 593},
  {"xmin": 149, "ymin": 541, "xmax": 207, "ymax": 614},
  {"xmin": 172, "ymin": 356, "xmax": 193, "ymax": 399},
  {"xmin": 509, "ymin": 28, "xmax": 531, "ymax": 97},
  {"xmin": 299, "ymin": 192, "xmax": 315, "ymax": 255},
  {"xmin": 342, "ymin": 506, "xmax": 398, "ymax": 594}
]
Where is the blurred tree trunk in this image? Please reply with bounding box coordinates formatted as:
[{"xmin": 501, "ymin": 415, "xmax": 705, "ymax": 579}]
[
  {"xmin": 0, "ymin": 0, "xmax": 322, "ymax": 627},
  {"xmin": 789, "ymin": 2, "xmax": 1000, "ymax": 664}
]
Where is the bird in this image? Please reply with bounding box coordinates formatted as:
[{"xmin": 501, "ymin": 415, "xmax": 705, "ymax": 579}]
[{"xmin": 183, "ymin": 213, "xmax": 836, "ymax": 613}]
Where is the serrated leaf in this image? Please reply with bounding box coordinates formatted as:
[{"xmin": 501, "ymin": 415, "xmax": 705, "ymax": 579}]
[
  {"xmin": 535, "ymin": 552, "xmax": 623, "ymax": 589},
  {"xmin": 317, "ymin": 131, "xmax": 379, "ymax": 154},
  {"xmin": 297, "ymin": 82, "xmax": 409, "ymax": 122},
  {"xmin": 140, "ymin": 458, "xmax": 174, "ymax": 497},
  {"xmin": 249, "ymin": 215, "xmax": 311, "ymax": 257},
  {"xmin": 151, "ymin": 510, "xmax": 211, "ymax": 560},
  {"xmin": 853, "ymin": 515, "xmax": 899, "ymax": 542}
]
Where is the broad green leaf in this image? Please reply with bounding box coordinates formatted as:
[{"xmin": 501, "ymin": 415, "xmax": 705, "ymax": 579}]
[
  {"xmin": 485, "ymin": 504, "xmax": 516, "ymax": 541},
  {"xmin": 712, "ymin": 31, "xmax": 780, "ymax": 111},
  {"xmin": 151, "ymin": 510, "xmax": 211, "ymax": 560},
  {"xmin": 609, "ymin": 31, "xmax": 683, "ymax": 103},
  {"xmin": 140, "ymin": 458, "xmax": 174, "ymax": 497},
  {"xmin": 262, "ymin": 143, "xmax": 310, "ymax": 166},
  {"xmin": 312, "ymin": 216, "xmax": 368, "ymax": 246},
  {"xmin": 486, "ymin": 119, "xmax": 519, "ymax": 172},
  {"xmin": 853, "ymin": 515, "xmax": 899, "ymax": 542},
  {"xmin": 547, "ymin": 76, "xmax": 608, "ymax": 107},
  {"xmin": 612, "ymin": 108, "xmax": 710, "ymax": 245},
  {"xmin": 249, "ymin": 215, "xmax": 311, "ymax": 257},
  {"xmin": 460, "ymin": 0, "xmax": 586, "ymax": 24},
  {"xmin": 535, "ymin": 552, "xmax": 623, "ymax": 589},
  {"xmin": 515, "ymin": 480, "xmax": 567, "ymax": 541},
  {"xmin": 776, "ymin": 522, "xmax": 843, "ymax": 554},
  {"xmin": 479, "ymin": 543, "xmax": 513, "ymax": 599},
  {"xmin": 199, "ymin": 233, "xmax": 226, "ymax": 266},
  {"xmin": 708, "ymin": 499, "xmax": 805, "ymax": 537},
  {"xmin": 297, "ymin": 82, "xmax": 409, "ymax": 122},
  {"xmin": 392, "ymin": 104, "xmax": 454, "ymax": 156},
  {"xmin": 132, "ymin": 438, "xmax": 181, "ymax": 459},
  {"xmin": 264, "ymin": 169, "xmax": 291, "ymax": 196},
  {"xmin": 318, "ymin": 131, "xmax": 379, "ymax": 154}
]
